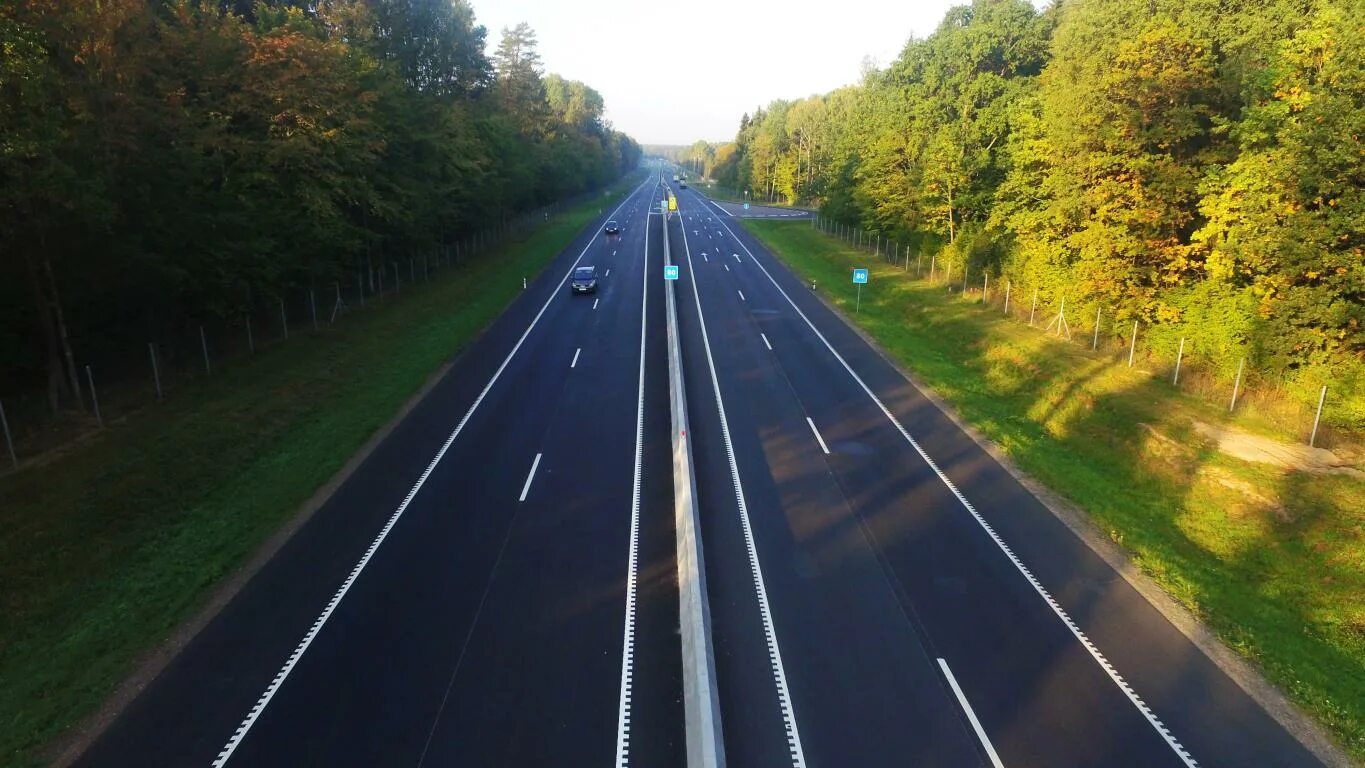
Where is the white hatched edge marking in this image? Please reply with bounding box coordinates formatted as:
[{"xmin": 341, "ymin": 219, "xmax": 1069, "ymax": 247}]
[
  {"xmin": 614, "ymin": 178, "xmax": 658, "ymax": 766},
  {"xmin": 939, "ymin": 658, "xmax": 1006, "ymax": 768},
  {"xmin": 571, "ymin": 348, "xmax": 581, "ymax": 368},
  {"xmin": 211, "ymin": 176, "xmax": 653, "ymax": 768},
  {"xmin": 761, "ymin": 332, "xmax": 773, "ymax": 351},
  {"xmin": 737, "ymin": 289, "xmax": 745, "ymax": 302},
  {"xmin": 705, "ymin": 198, "xmax": 1199, "ymax": 768},
  {"xmin": 679, "ymin": 205, "xmax": 806, "ymax": 767}
]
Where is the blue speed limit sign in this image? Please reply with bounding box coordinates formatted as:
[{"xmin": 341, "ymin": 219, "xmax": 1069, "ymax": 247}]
[
  {"xmin": 853, "ymin": 268, "xmax": 869, "ymax": 284},
  {"xmin": 664, "ymin": 265, "xmax": 680, "ymax": 280}
]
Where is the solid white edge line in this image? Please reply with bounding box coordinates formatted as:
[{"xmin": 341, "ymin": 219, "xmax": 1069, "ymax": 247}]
[
  {"xmin": 761, "ymin": 333, "xmax": 773, "ymax": 351},
  {"xmin": 571, "ymin": 348, "xmax": 581, "ymax": 369},
  {"xmin": 210, "ymin": 177, "xmax": 653, "ymax": 768},
  {"xmin": 737, "ymin": 290, "xmax": 745, "ymax": 302},
  {"xmin": 704, "ymin": 196, "xmax": 1200, "ymax": 768},
  {"xmin": 938, "ymin": 658, "xmax": 1006, "ymax": 768},
  {"xmin": 593, "ymin": 298, "xmax": 600, "ymax": 310},
  {"xmin": 614, "ymin": 179, "xmax": 657, "ymax": 766},
  {"xmin": 678, "ymin": 198, "xmax": 807, "ymax": 768},
  {"xmin": 805, "ymin": 417, "xmax": 830, "ymax": 455}
]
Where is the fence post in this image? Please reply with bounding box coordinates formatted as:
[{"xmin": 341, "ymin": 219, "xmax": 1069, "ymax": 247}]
[
  {"xmin": 1029, "ymin": 289, "xmax": 1038, "ymax": 326},
  {"xmin": 0, "ymin": 399, "xmax": 15, "ymax": 469},
  {"xmin": 1229, "ymin": 357, "xmax": 1245, "ymax": 411},
  {"xmin": 1310, "ymin": 385, "xmax": 1328, "ymax": 447},
  {"xmin": 917, "ymin": 253, "xmax": 923, "ymax": 277},
  {"xmin": 149, "ymin": 343, "xmax": 163, "ymax": 401},
  {"xmin": 200, "ymin": 325, "xmax": 211, "ymax": 375},
  {"xmin": 409, "ymin": 258, "xmax": 415, "ymax": 284},
  {"xmin": 85, "ymin": 364, "xmax": 103, "ymax": 427},
  {"xmin": 929, "ymin": 253, "xmax": 936, "ymax": 282},
  {"xmin": 982, "ymin": 273, "xmax": 989, "ymax": 304},
  {"xmin": 1173, "ymin": 338, "xmax": 1185, "ymax": 385},
  {"xmin": 1093, "ymin": 307, "xmax": 1102, "ymax": 350},
  {"xmin": 310, "ymin": 289, "xmax": 318, "ymax": 331},
  {"xmin": 962, "ymin": 264, "xmax": 969, "ymax": 294},
  {"xmin": 1004, "ymin": 281, "xmax": 1011, "ymax": 315},
  {"xmin": 246, "ymin": 314, "xmax": 254, "ymax": 354},
  {"xmin": 1128, "ymin": 320, "xmax": 1139, "ymax": 367},
  {"xmin": 904, "ymin": 245, "xmax": 910, "ymax": 272},
  {"xmin": 280, "ymin": 298, "xmax": 289, "ymax": 340}
]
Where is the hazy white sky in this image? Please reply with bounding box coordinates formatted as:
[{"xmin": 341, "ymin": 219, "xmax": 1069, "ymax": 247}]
[{"xmin": 468, "ymin": 0, "xmax": 984, "ymax": 145}]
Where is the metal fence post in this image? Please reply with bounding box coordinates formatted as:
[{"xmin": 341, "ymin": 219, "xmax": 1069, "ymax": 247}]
[
  {"xmin": 85, "ymin": 364, "xmax": 103, "ymax": 427},
  {"xmin": 1128, "ymin": 320, "xmax": 1139, "ymax": 367},
  {"xmin": 1173, "ymin": 338, "xmax": 1185, "ymax": 385},
  {"xmin": 0, "ymin": 399, "xmax": 16, "ymax": 469},
  {"xmin": 1229, "ymin": 357, "xmax": 1245, "ymax": 411},
  {"xmin": 1310, "ymin": 385, "xmax": 1327, "ymax": 447},
  {"xmin": 200, "ymin": 325, "xmax": 211, "ymax": 375},
  {"xmin": 149, "ymin": 342, "xmax": 163, "ymax": 401}
]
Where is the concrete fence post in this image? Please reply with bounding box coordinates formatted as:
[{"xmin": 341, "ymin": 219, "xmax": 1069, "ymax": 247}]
[
  {"xmin": 1229, "ymin": 357, "xmax": 1245, "ymax": 411},
  {"xmin": 246, "ymin": 314, "xmax": 254, "ymax": 354},
  {"xmin": 394, "ymin": 263, "xmax": 401, "ymax": 294},
  {"xmin": 358, "ymin": 272, "xmax": 366, "ymax": 307},
  {"xmin": 1029, "ymin": 289, "xmax": 1038, "ymax": 326},
  {"xmin": 1004, "ymin": 280, "xmax": 1011, "ymax": 315},
  {"xmin": 280, "ymin": 298, "xmax": 289, "ymax": 340},
  {"xmin": 929, "ymin": 253, "xmax": 937, "ymax": 282},
  {"xmin": 1093, "ymin": 307, "xmax": 1102, "ymax": 350},
  {"xmin": 149, "ymin": 343, "xmax": 163, "ymax": 401},
  {"xmin": 0, "ymin": 399, "xmax": 16, "ymax": 469},
  {"xmin": 200, "ymin": 325, "xmax": 211, "ymax": 375},
  {"xmin": 310, "ymin": 289, "xmax": 318, "ymax": 331},
  {"xmin": 982, "ymin": 273, "xmax": 989, "ymax": 303},
  {"xmin": 1310, "ymin": 385, "xmax": 1328, "ymax": 447},
  {"xmin": 85, "ymin": 365, "xmax": 103, "ymax": 427},
  {"xmin": 1173, "ymin": 338, "xmax": 1185, "ymax": 385},
  {"xmin": 1128, "ymin": 320, "xmax": 1139, "ymax": 367}
]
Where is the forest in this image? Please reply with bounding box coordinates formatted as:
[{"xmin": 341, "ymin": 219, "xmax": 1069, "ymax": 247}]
[
  {"xmin": 1, "ymin": 0, "xmax": 640, "ymax": 415},
  {"xmin": 693, "ymin": 0, "xmax": 1363, "ymax": 423}
]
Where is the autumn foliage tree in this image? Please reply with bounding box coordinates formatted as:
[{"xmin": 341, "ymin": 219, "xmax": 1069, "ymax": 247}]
[{"xmin": 0, "ymin": 0, "xmax": 641, "ymax": 413}]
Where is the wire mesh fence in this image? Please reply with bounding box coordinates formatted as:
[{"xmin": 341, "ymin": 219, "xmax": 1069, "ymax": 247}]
[
  {"xmin": 811, "ymin": 214, "xmax": 1353, "ymax": 449},
  {"xmin": 0, "ymin": 186, "xmax": 621, "ymax": 472}
]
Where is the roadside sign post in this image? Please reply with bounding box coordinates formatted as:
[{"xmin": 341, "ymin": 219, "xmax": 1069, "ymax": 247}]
[{"xmin": 852, "ymin": 268, "xmax": 869, "ymax": 313}]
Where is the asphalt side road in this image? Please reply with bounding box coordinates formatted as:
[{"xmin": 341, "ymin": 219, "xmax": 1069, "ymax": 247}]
[
  {"xmin": 75, "ymin": 176, "xmax": 684, "ymax": 768},
  {"xmin": 669, "ymin": 182, "xmax": 1328, "ymax": 768}
]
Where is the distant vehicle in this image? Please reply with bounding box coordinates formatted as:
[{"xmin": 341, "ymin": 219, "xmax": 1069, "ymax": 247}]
[
  {"xmin": 571, "ymin": 266, "xmax": 598, "ymax": 294},
  {"xmin": 679, "ymin": 181, "xmax": 687, "ymax": 189},
  {"xmin": 604, "ymin": 220, "xmax": 621, "ymax": 235},
  {"xmin": 673, "ymin": 174, "xmax": 680, "ymax": 182}
]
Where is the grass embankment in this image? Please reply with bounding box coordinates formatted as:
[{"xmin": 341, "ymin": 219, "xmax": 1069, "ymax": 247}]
[
  {"xmin": 744, "ymin": 219, "xmax": 1365, "ymax": 761},
  {"xmin": 0, "ymin": 176, "xmax": 640, "ymax": 768},
  {"xmin": 690, "ymin": 178, "xmax": 796, "ymax": 208}
]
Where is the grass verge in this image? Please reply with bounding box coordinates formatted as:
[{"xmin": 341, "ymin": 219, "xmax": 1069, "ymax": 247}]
[
  {"xmin": 743, "ymin": 218, "xmax": 1365, "ymax": 761},
  {"xmin": 0, "ymin": 175, "xmax": 641, "ymax": 768}
]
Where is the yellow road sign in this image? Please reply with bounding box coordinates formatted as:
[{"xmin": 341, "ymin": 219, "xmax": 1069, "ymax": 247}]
[{"xmin": 668, "ymin": 195, "xmax": 677, "ymax": 211}]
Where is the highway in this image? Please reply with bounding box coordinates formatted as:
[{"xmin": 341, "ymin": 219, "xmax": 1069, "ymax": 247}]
[
  {"xmin": 72, "ymin": 172, "xmax": 1329, "ymax": 767},
  {"xmin": 76, "ymin": 175, "xmax": 685, "ymax": 767}
]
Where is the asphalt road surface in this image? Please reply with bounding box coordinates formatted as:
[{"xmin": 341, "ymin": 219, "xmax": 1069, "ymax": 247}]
[{"xmin": 74, "ymin": 172, "xmax": 1328, "ymax": 768}]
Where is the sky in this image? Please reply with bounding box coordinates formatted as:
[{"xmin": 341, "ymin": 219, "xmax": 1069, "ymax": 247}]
[{"xmin": 468, "ymin": 0, "xmax": 986, "ymax": 146}]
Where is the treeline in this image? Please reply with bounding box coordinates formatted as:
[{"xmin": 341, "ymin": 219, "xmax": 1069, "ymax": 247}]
[
  {"xmin": 698, "ymin": 0, "xmax": 1363, "ymax": 418},
  {"xmin": 1, "ymin": 1, "xmax": 640, "ymax": 411}
]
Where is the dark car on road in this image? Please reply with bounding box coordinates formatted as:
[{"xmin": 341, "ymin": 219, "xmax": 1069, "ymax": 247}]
[
  {"xmin": 604, "ymin": 220, "xmax": 621, "ymax": 235},
  {"xmin": 571, "ymin": 266, "xmax": 598, "ymax": 294}
]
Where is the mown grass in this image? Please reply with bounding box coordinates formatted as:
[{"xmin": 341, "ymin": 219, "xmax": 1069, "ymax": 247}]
[
  {"xmin": 745, "ymin": 219, "xmax": 1365, "ymax": 762},
  {"xmin": 689, "ymin": 178, "xmax": 797, "ymax": 208},
  {"xmin": 0, "ymin": 176, "xmax": 641, "ymax": 768}
]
